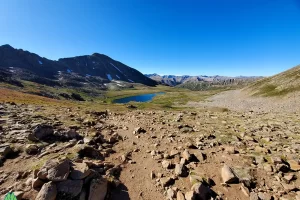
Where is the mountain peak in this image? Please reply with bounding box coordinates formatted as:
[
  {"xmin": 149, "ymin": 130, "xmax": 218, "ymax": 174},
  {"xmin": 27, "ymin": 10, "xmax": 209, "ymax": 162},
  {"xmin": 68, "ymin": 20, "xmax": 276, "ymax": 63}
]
[
  {"xmin": 0, "ymin": 44, "xmax": 14, "ymax": 49},
  {"xmin": 0, "ymin": 44, "xmax": 157, "ymax": 86}
]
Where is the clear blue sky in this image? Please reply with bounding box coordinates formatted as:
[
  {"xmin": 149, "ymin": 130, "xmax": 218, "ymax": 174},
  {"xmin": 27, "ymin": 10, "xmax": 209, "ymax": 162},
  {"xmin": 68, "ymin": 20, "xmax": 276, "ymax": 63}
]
[{"xmin": 1, "ymin": 0, "xmax": 300, "ymax": 76}]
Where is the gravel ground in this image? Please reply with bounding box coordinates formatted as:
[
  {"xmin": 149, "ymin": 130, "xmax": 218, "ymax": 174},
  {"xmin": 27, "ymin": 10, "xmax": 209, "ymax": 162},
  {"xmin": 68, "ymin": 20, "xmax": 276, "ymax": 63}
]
[{"xmin": 186, "ymin": 89, "xmax": 300, "ymax": 113}]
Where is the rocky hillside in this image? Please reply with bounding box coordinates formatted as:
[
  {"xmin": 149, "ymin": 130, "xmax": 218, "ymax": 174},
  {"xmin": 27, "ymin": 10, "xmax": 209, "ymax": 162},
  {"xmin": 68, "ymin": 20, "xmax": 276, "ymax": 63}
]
[
  {"xmin": 0, "ymin": 101, "xmax": 299, "ymax": 199},
  {"xmin": 246, "ymin": 65, "xmax": 300, "ymax": 96},
  {"xmin": 145, "ymin": 74, "xmax": 261, "ymax": 88},
  {"xmin": 0, "ymin": 44, "xmax": 157, "ymax": 87}
]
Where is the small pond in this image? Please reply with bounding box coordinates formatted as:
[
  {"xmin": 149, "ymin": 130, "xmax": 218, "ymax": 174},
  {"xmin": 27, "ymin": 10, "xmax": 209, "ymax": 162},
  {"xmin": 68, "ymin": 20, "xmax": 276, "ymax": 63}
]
[{"xmin": 113, "ymin": 92, "xmax": 165, "ymax": 103}]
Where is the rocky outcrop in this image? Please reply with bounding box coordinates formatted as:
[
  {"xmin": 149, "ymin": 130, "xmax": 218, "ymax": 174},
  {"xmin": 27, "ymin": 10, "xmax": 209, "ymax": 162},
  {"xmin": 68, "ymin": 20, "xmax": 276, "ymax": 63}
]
[
  {"xmin": 20, "ymin": 158, "xmax": 120, "ymax": 199},
  {"xmin": 28, "ymin": 124, "xmax": 54, "ymax": 141}
]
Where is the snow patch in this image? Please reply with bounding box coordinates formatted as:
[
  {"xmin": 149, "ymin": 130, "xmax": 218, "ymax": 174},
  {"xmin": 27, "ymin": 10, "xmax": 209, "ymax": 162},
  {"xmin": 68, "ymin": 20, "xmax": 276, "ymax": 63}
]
[
  {"xmin": 67, "ymin": 69, "xmax": 72, "ymax": 73},
  {"xmin": 38, "ymin": 60, "xmax": 43, "ymax": 65},
  {"xmin": 116, "ymin": 75, "xmax": 120, "ymax": 79},
  {"xmin": 106, "ymin": 74, "xmax": 113, "ymax": 81},
  {"xmin": 128, "ymin": 79, "xmax": 134, "ymax": 83},
  {"xmin": 117, "ymin": 84, "xmax": 123, "ymax": 87},
  {"xmin": 9, "ymin": 67, "xmax": 14, "ymax": 72},
  {"xmin": 110, "ymin": 63, "xmax": 122, "ymax": 73}
]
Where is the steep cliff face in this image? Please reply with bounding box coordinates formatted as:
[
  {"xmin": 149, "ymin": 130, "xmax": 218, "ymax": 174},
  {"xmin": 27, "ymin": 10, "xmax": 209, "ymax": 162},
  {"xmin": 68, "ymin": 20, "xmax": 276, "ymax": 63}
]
[{"xmin": 0, "ymin": 44, "xmax": 157, "ymax": 87}]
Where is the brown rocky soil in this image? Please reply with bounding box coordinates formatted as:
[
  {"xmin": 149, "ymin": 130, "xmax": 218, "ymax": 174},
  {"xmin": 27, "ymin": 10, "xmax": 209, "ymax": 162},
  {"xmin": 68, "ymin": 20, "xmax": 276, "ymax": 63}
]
[{"xmin": 0, "ymin": 92, "xmax": 299, "ymax": 200}]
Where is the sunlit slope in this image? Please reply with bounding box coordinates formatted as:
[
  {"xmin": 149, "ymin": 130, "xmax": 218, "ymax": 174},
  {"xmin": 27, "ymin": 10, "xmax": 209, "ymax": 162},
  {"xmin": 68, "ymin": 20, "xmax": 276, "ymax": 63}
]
[{"xmin": 246, "ymin": 65, "xmax": 300, "ymax": 96}]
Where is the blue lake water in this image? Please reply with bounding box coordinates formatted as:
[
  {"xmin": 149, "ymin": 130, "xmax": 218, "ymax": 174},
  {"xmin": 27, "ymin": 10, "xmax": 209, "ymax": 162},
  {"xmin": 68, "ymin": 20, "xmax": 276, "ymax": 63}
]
[{"xmin": 113, "ymin": 92, "xmax": 165, "ymax": 103}]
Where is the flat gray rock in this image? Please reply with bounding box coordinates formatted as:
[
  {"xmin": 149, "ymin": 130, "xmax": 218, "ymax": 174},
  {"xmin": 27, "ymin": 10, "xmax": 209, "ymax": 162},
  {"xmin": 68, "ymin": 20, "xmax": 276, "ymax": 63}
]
[{"xmin": 221, "ymin": 164, "xmax": 238, "ymax": 184}]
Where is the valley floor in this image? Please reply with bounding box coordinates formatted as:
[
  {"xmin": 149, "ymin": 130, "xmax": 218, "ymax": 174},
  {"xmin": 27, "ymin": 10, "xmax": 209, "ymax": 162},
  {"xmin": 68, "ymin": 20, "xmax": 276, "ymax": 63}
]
[{"xmin": 0, "ymin": 88, "xmax": 299, "ymax": 200}]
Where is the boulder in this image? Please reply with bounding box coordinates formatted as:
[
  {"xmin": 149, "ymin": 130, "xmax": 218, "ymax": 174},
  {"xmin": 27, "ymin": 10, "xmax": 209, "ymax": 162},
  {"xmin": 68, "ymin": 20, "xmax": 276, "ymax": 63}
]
[
  {"xmin": 233, "ymin": 167, "xmax": 253, "ymax": 186},
  {"xmin": 254, "ymin": 146, "xmax": 269, "ymax": 154},
  {"xmin": 185, "ymin": 191, "xmax": 196, "ymax": 200},
  {"xmin": 35, "ymin": 181, "xmax": 57, "ymax": 200},
  {"xmin": 258, "ymin": 192, "xmax": 272, "ymax": 200},
  {"xmin": 162, "ymin": 160, "xmax": 171, "ymax": 169},
  {"xmin": 31, "ymin": 124, "xmax": 54, "ymax": 141},
  {"xmin": 65, "ymin": 129, "xmax": 80, "ymax": 139},
  {"xmin": 160, "ymin": 177, "xmax": 174, "ymax": 187},
  {"xmin": 189, "ymin": 171, "xmax": 204, "ymax": 185},
  {"xmin": 175, "ymin": 164, "xmax": 188, "ymax": 177},
  {"xmin": 287, "ymin": 160, "xmax": 300, "ymax": 171},
  {"xmin": 37, "ymin": 168, "xmax": 48, "ymax": 180},
  {"xmin": 240, "ymin": 184, "xmax": 250, "ymax": 197},
  {"xmin": 0, "ymin": 144, "xmax": 12, "ymax": 158},
  {"xmin": 25, "ymin": 177, "xmax": 33, "ymax": 186},
  {"xmin": 107, "ymin": 133, "xmax": 121, "ymax": 144},
  {"xmin": 170, "ymin": 150, "xmax": 179, "ymax": 157},
  {"xmin": 56, "ymin": 179, "xmax": 83, "ymax": 197},
  {"xmin": 77, "ymin": 145, "xmax": 104, "ymax": 160},
  {"xmin": 46, "ymin": 159, "xmax": 70, "ymax": 181},
  {"xmin": 263, "ymin": 164, "xmax": 273, "ymax": 172},
  {"xmin": 32, "ymin": 178, "xmax": 45, "ymax": 189},
  {"xmin": 133, "ymin": 127, "xmax": 146, "ymax": 134},
  {"xmin": 70, "ymin": 162, "xmax": 91, "ymax": 180},
  {"xmin": 167, "ymin": 188, "xmax": 176, "ymax": 199},
  {"xmin": 191, "ymin": 182, "xmax": 211, "ymax": 199},
  {"xmin": 14, "ymin": 191, "xmax": 24, "ymax": 200},
  {"xmin": 79, "ymin": 188, "xmax": 87, "ymax": 200},
  {"xmin": 250, "ymin": 192, "xmax": 259, "ymax": 200},
  {"xmin": 221, "ymin": 164, "xmax": 238, "ymax": 184},
  {"xmin": 88, "ymin": 178, "xmax": 108, "ymax": 200},
  {"xmin": 225, "ymin": 146, "xmax": 237, "ymax": 154},
  {"xmin": 25, "ymin": 144, "xmax": 39, "ymax": 155},
  {"xmin": 182, "ymin": 149, "xmax": 192, "ymax": 161},
  {"xmin": 283, "ymin": 173, "xmax": 296, "ymax": 183},
  {"xmin": 276, "ymin": 164, "xmax": 290, "ymax": 173},
  {"xmin": 176, "ymin": 191, "xmax": 185, "ymax": 200}
]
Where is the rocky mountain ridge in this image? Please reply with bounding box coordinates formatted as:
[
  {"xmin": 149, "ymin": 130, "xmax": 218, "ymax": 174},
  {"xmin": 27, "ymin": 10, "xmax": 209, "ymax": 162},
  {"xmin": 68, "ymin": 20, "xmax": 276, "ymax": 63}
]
[
  {"xmin": 0, "ymin": 44, "xmax": 157, "ymax": 87},
  {"xmin": 145, "ymin": 73, "xmax": 262, "ymax": 87}
]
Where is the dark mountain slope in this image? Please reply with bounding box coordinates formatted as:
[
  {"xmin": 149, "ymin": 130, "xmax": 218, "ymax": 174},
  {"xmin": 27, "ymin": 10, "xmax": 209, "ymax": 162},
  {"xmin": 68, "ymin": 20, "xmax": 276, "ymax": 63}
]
[
  {"xmin": 0, "ymin": 44, "xmax": 157, "ymax": 87},
  {"xmin": 0, "ymin": 44, "xmax": 67, "ymax": 79},
  {"xmin": 59, "ymin": 53, "xmax": 156, "ymax": 86}
]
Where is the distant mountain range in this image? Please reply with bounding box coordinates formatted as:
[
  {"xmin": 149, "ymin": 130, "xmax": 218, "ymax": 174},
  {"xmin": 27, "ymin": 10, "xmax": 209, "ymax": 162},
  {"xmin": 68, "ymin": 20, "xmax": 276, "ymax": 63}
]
[
  {"xmin": 0, "ymin": 44, "xmax": 157, "ymax": 87},
  {"xmin": 145, "ymin": 73, "xmax": 262, "ymax": 87}
]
